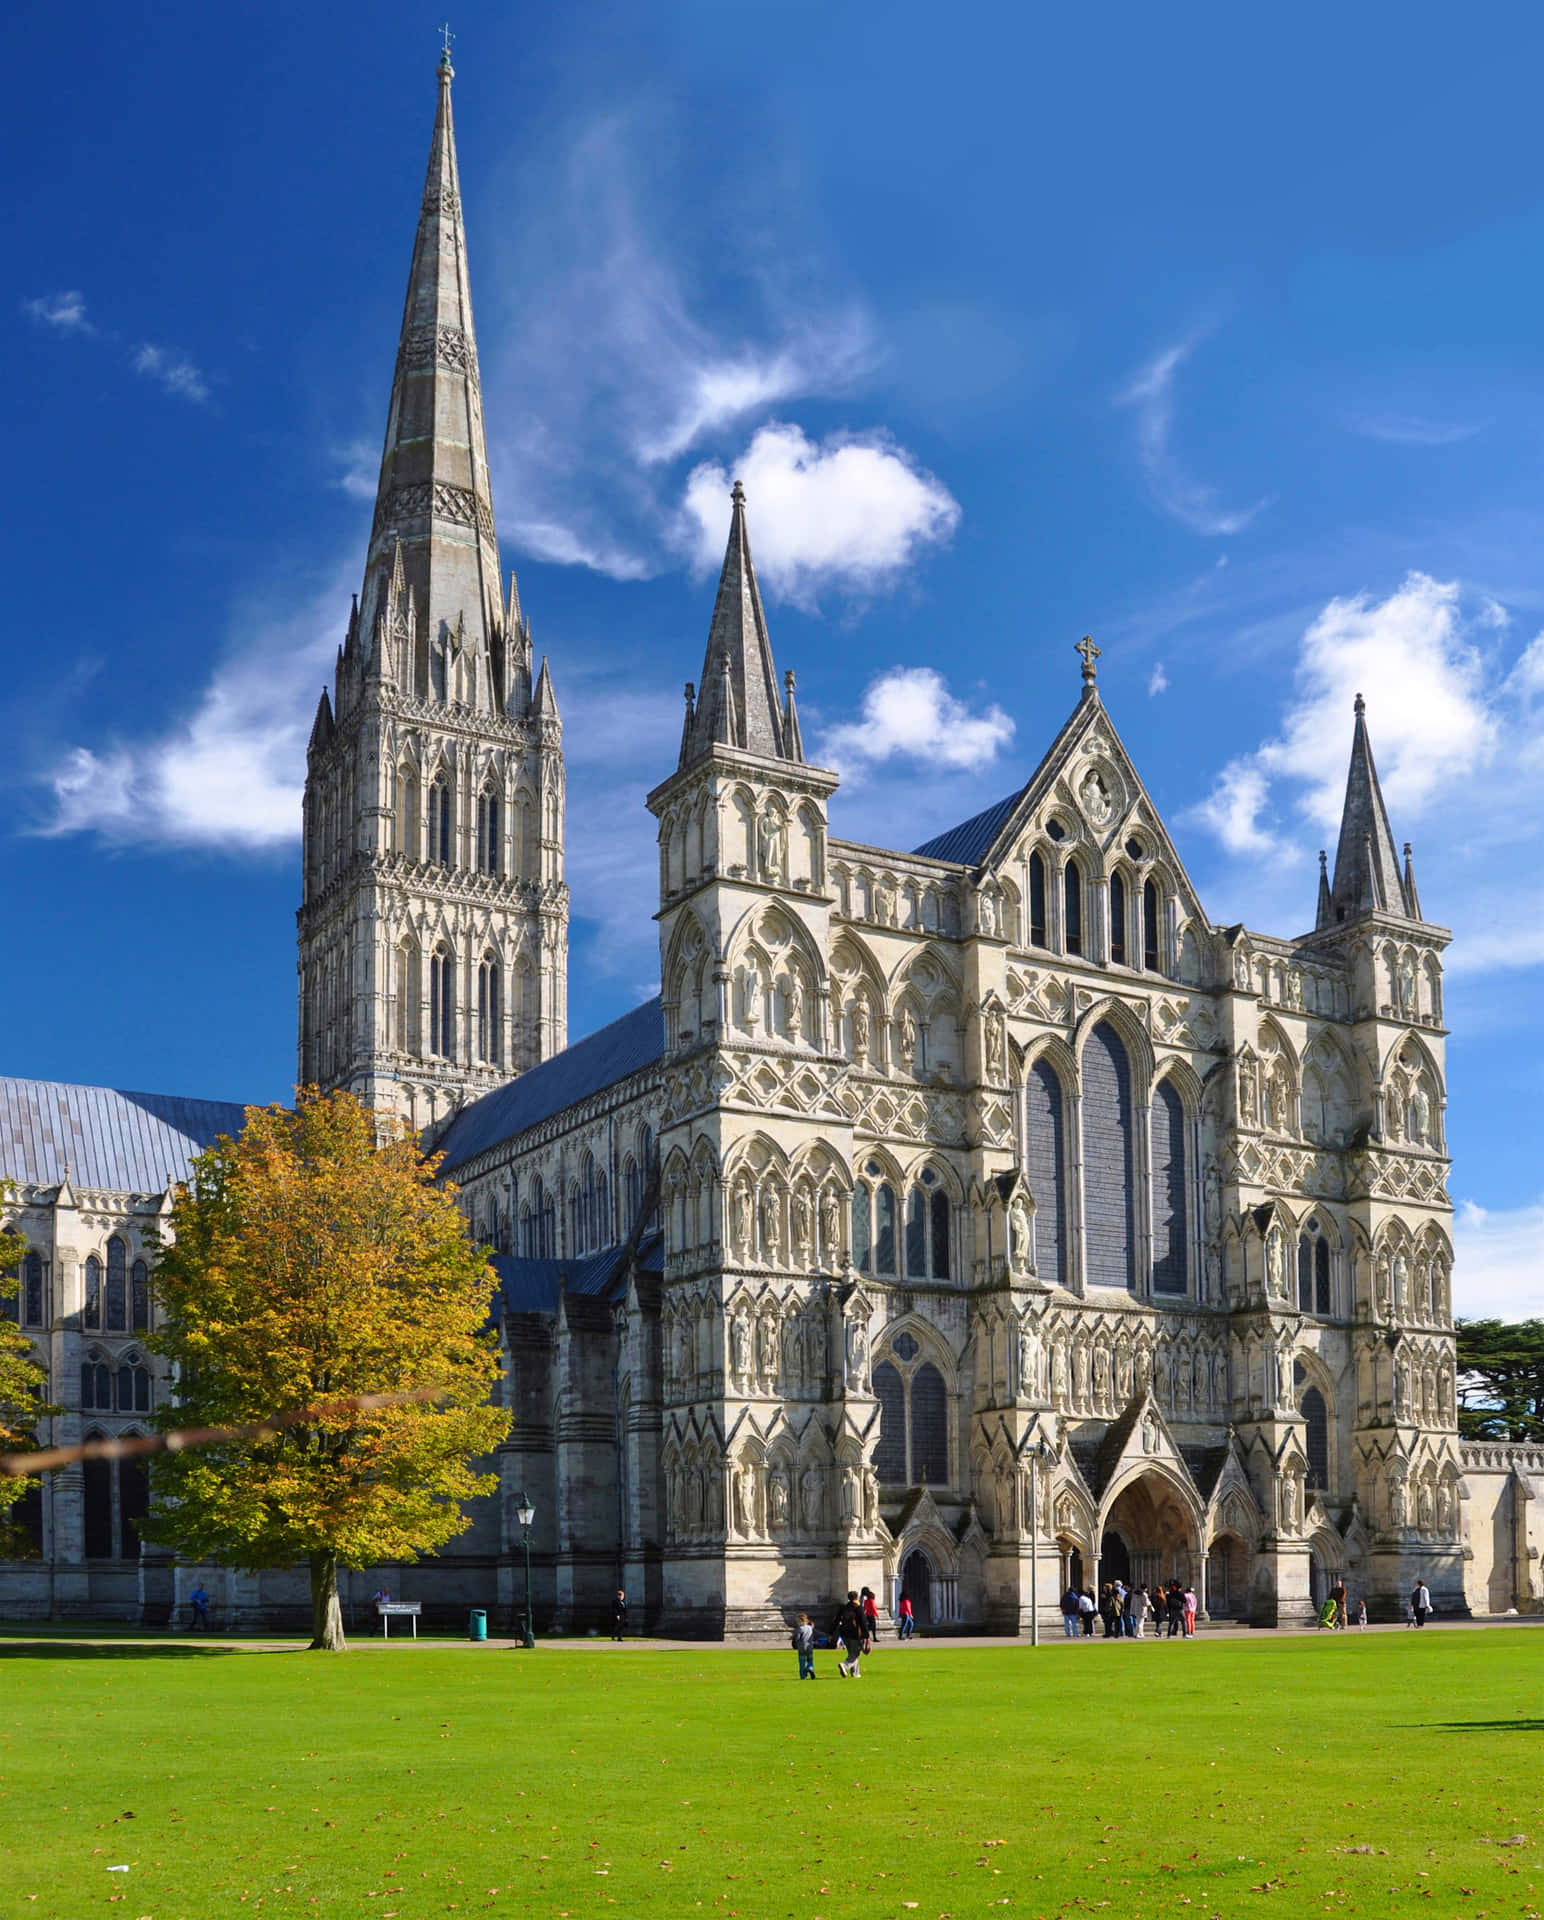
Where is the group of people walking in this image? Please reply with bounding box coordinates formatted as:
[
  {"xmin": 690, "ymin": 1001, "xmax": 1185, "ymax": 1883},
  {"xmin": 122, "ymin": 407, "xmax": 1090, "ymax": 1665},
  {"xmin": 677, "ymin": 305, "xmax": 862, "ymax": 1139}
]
[
  {"xmin": 794, "ymin": 1586, "xmax": 895, "ymax": 1677},
  {"xmin": 1061, "ymin": 1580, "xmax": 1196, "ymax": 1639}
]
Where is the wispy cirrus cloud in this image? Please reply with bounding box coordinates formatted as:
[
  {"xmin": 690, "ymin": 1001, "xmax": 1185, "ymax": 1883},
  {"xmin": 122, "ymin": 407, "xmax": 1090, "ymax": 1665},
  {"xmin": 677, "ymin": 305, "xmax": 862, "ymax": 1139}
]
[
  {"xmin": 1453, "ymin": 1198, "xmax": 1544, "ymax": 1318},
  {"xmin": 1345, "ymin": 411, "xmax": 1486, "ymax": 448},
  {"xmin": 1117, "ymin": 336, "xmax": 1269, "ymax": 537},
  {"xmin": 481, "ymin": 109, "xmax": 951, "ymax": 601},
  {"xmin": 23, "ymin": 288, "xmax": 213, "ymax": 405}
]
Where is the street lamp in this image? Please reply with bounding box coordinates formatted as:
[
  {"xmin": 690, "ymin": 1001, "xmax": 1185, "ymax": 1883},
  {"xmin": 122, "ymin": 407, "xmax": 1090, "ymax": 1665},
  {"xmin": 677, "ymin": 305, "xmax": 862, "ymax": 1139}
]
[
  {"xmin": 1027, "ymin": 1438, "xmax": 1052, "ymax": 1649},
  {"xmin": 517, "ymin": 1492, "xmax": 536, "ymax": 1649}
]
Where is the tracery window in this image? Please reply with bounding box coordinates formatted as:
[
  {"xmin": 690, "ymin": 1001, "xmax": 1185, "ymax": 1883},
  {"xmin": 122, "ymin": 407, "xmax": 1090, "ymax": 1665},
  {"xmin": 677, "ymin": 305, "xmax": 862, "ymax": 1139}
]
[
  {"xmin": 81, "ymin": 1358, "xmax": 112, "ymax": 1410},
  {"xmin": 851, "ymin": 1162, "xmax": 900, "ymax": 1278},
  {"xmin": 1143, "ymin": 880, "xmax": 1160, "ymax": 971},
  {"xmin": 903, "ymin": 1168, "xmax": 952, "ymax": 1281},
  {"xmin": 477, "ymin": 788, "xmax": 501, "ymax": 875},
  {"xmin": 1029, "ymin": 851, "xmax": 1047, "ymax": 947},
  {"xmin": 1082, "ymin": 1022, "xmax": 1136, "ymax": 1288},
  {"xmin": 1023, "ymin": 1057, "xmax": 1068, "ymax": 1288},
  {"xmin": 105, "ymin": 1238, "xmax": 128, "ymax": 1332},
  {"xmin": 872, "ymin": 1333, "xmax": 951, "ymax": 1487},
  {"xmin": 83, "ymin": 1254, "xmax": 102, "ymax": 1331},
  {"xmin": 477, "ymin": 954, "xmax": 501, "ymax": 1064},
  {"xmin": 1063, "ymin": 859, "xmax": 1083, "ymax": 957},
  {"xmin": 1297, "ymin": 1218, "xmax": 1332, "ymax": 1316},
  {"xmin": 1295, "ymin": 1365, "xmax": 1331, "ymax": 1492},
  {"xmin": 23, "ymin": 1249, "xmax": 44, "ymax": 1327},
  {"xmin": 430, "ymin": 945, "xmax": 455, "ymax": 1059},
  {"xmin": 1109, "ymin": 872, "xmax": 1127, "ymax": 965},
  {"xmin": 1151, "ymin": 1079, "xmax": 1189, "ymax": 1296},
  {"xmin": 428, "ymin": 775, "xmax": 453, "ymax": 866}
]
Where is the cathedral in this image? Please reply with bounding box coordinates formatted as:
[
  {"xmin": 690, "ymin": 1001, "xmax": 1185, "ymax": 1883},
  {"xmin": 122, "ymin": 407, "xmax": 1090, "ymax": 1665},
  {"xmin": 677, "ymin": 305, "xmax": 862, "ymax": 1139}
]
[{"xmin": 3, "ymin": 55, "xmax": 1540, "ymax": 1633}]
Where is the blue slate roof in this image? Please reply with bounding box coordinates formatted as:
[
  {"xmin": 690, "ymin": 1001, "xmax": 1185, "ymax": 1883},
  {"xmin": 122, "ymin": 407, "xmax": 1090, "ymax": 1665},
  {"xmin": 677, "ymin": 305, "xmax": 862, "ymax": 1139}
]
[
  {"xmin": 437, "ymin": 997, "xmax": 665, "ymax": 1174},
  {"xmin": 490, "ymin": 1230, "xmax": 665, "ymax": 1316},
  {"xmin": 911, "ymin": 789, "xmax": 1020, "ymax": 866},
  {"xmin": 0, "ymin": 1078, "xmax": 249, "ymax": 1193}
]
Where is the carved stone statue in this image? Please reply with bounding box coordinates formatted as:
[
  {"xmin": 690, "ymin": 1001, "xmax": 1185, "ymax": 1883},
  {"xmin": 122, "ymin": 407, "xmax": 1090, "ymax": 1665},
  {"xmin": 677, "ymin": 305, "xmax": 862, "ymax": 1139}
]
[
  {"xmin": 838, "ymin": 1467, "xmax": 856, "ymax": 1528},
  {"xmin": 1233, "ymin": 943, "xmax": 1251, "ymax": 991},
  {"xmin": 1265, "ymin": 1226, "xmax": 1285, "ymax": 1301},
  {"xmin": 845, "ymin": 1316, "xmax": 868, "ymax": 1389},
  {"xmin": 732, "ymin": 1461, "xmax": 754, "ymax": 1535},
  {"xmin": 1281, "ymin": 1470, "xmax": 1300, "ymax": 1532},
  {"xmin": 899, "ymin": 1007, "xmax": 918, "ymax": 1068},
  {"xmin": 785, "ymin": 969, "xmax": 805, "ymax": 1040},
  {"xmin": 986, "ymin": 1009, "xmax": 1006, "ymax": 1081},
  {"xmin": 1238, "ymin": 1056, "xmax": 1258, "ymax": 1125},
  {"xmin": 1436, "ymin": 1478, "xmax": 1454, "ymax": 1532},
  {"xmin": 1018, "ymin": 1321, "xmax": 1036, "ymax": 1398},
  {"xmin": 756, "ymin": 1314, "xmax": 777, "ymax": 1378},
  {"xmin": 769, "ymin": 1470, "xmax": 790, "ymax": 1530},
  {"xmin": 862, "ymin": 1465, "xmax": 878, "ymax": 1531},
  {"xmin": 1397, "ymin": 950, "xmax": 1416, "ymax": 1015},
  {"xmin": 819, "ymin": 1188, "xmax": 841, "ymax": 1267},
  {"xmin": 729, "ymin": 1313, "xmax": 749, "ymax": 1379},
  {"xmin": 1080, "ymin": 768, "xmax": 1113, "ymax": 825},
  {"xmin": 1051, "ymin": 1339, "xmax": 1069, "ymax": 1402},
  {"xmin": 760, "ymin": 1188, "xmax": 782, "ymax": 1268},
  {"xmin": 1418, "ymin": 1477, "xmax": 1434, "ymax": 1530},
  {"xmin": 742, "ymin": 961, "xmax": 761, "ymax": 1030},
  {"xmin": 1008, "ymin": 1196, "xmax": 1031, "ymax": 1275},
  {"xmin": 1093, "ymin": 1344, "xmax": 1111, "ymax": 1409},
  {"xmin": 851, "ymin": 996, "xmax": 871, "ymax": 1061},
  {"xmin": 758, "ymin": 811, "xmax": 786, "ymax": 883},
  {"xmin": 791, "ymin": 1189, "xmax": 813, "ymax": 1269},
  {"xmin": 799, "ymin": 1466, "xmax": 823, "ymax": 1531},
  {"xmin": 874, "ymin": 882, "xmax": 896, "ymax": 926},
  {"xmin": 978, "ymin": 890, "xmax": 998, "ymax": 937},
  {"xmin": 1409, "ymin": 1084, "xmax": 1430, "ymax": 1145},
  {"xmin": 1393, "ymin": 1252, "xmax": 1410, "ymax": 1311},
  {"xmin": 732, "ymin": 1186, "xmax": 753, "ymax": 1263},
  {"xmin": 1388, "ymin": 1470, "xmax": 1407, "ymax": 1529}
]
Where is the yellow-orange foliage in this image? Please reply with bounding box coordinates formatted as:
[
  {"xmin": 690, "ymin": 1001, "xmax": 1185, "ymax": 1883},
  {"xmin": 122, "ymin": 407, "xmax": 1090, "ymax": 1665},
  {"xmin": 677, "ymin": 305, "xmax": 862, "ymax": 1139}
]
[
  {"xmin": 145, "ymin": 1089, "xmax": 510, "ymax": 1647},
  {"xmin": 0, "ymin": 1203, "xmax": 51, "ymax": 1552}
]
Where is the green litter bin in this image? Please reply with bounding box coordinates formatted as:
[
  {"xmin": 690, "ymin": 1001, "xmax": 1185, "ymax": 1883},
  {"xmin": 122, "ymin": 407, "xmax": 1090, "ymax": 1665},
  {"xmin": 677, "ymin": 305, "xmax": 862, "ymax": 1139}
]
[{"xmin": 468, "ymin": 1608, "xmax": 487, "ymax": 1642}]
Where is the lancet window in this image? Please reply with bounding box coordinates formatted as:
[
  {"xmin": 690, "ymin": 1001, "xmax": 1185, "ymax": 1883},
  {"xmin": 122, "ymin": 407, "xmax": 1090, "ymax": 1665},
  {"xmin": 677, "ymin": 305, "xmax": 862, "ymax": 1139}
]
[
  {"xmin": 1297, "ymin": 1217, "xmax": 1332, "ymax": 1316},
  {"xmin": 105, "ymin": 1238, "xmax": 128, "ymax": 1332},
  {"xmin": 1029, "ymin": 851, "xmax": 1047, "ymax": 947},
  {"xmin": 1082, "ymin": 1022, "xmax": 1136, "ymax": 1289},
  {"xmin": 873, "ymin": 1331, "xmax": 951, "ymax": 1488},
  {"xmin": 1063, "ymin": 859, "xmax": 1083, "ymax": 957},
  {"xmin": 430, "ymin": 945, "xmax": 456, "ymax": 1059},
  {"xmin": 1109, "ymin": 872, "xmax": 1127, "ymax": 965},
  {"xmin": 1023, "ymin": 1057, "xmax": 1068, "ymax": 1288}
]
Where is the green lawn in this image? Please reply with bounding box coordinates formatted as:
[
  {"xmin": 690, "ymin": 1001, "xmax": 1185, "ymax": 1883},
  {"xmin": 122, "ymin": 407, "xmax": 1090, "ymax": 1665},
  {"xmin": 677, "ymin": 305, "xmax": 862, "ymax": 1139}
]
[{"xmin": 1, "ymin": 1629, "xmax": 1539, "ymax": 1920}]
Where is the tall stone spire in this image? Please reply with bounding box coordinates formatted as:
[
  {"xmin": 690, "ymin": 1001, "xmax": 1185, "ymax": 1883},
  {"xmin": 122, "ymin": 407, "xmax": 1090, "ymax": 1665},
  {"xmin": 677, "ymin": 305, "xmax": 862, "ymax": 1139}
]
[
  {"xmin": 1322, "ymin": 694, "xmax": 1415, "ymax": 926},
  {"xmin": 680, "ymin": 482, "xmax": 793, "ymax": 767},
  {"xmin": 358, "ymin": 47, "xmax": 510, "ymax": 708}
]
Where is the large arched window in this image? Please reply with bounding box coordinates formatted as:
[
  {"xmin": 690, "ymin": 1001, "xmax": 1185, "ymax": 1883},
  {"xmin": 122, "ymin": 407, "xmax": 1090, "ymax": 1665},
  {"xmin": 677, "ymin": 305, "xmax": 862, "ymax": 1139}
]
[
  {"xmin": 83, "ymin": 1254, "xmax": 102, "ymax": 1331},
  {"xmin": 81, "ymin": 1357, "xmax": 112, "ymax": 1409},
  {"xmin": 477, "ymin": 954, "xmax": 501, "ymax": 1065},
  {"xmin": 903, "ymin": 1169, "xmax": 952, "ymax": 1281},
  {"xmin": 1143, "ymin": 880, "xmax": 1160, "ymax": 972},
  {"xmin": 23, "ymin": 1249, "xmax": 44, "ymax": 1327},
  {"xmin": 1029, "ymin": 851, "xmax": 1047, "ymax": 947},
  {"xmin": 873, "ymin": 1333, "xmax": 951, "ymax": 1487},
  {"xmin": 852, "ymin": 1164, "xmax": 899, "ymax": 1278},
  {"xmin": 396, "ymin": 766, "xmax": 418, "ymax": 857},
  {"xmin": 105, "ymin": 1238, "xmax": 128, "ymax": 1332},
  {"xmin": 83, "ymin": 1445, "xmax": 113, "ymax": 1559},
  {"xmin": 130, "ymin": 1258, "xmax": 150, "ymax": 1332},
  {"xmin": 1063, "ymin": 859, "xmax": 1083, "ymax": 956},
  {"xmin": 396, "ymin": 941, "xmax": 420, "ymax": 1053},
  {"xmin": 1083, "ymin": 1022, "xmax": 1136, "ymax": 1289},
  {"xmin": 477, "ymin": 787, "xmax": 501, "ymax": 875},
  {"xmin": 1109, "ymin": 872, "xmax": 1127, "ymax": 965},
  {"xmin": 1302, "ymin": 1382, "xmax": 1330, "ymax": 1492},
  {"xmin": 1151, "ymin": 1078, "xmax": 1188, "ymax": 1295},
  {"xmin": 428, "ymin": 775, "xmax": 453, "ymax": 866},
  {"xmin": 430, "ymin": 945, "xmax": 455, "ymax": 1059},
  {"xmin": 116, "ymin": 1354, "xmax": 151, "ymax": 1414},
  {"xmin": 1023, "ymin": 1058, "xmax": 1068, "ymax": 1287},
  {"xmin": 1298, "ymin": 1218, "xmax": 1333, "ymax": 1316}
]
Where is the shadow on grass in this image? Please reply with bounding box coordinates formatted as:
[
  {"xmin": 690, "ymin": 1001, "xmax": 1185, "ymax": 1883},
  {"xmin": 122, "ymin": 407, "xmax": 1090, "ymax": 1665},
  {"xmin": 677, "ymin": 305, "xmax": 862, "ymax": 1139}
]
[
  {"xmin": 1417, "ymin": 1718, "xmax": 1544, "ymax": 1733},
  {"xmin": 0, "ymin": 1638, "xmax": 302, "ymax": 1660}
]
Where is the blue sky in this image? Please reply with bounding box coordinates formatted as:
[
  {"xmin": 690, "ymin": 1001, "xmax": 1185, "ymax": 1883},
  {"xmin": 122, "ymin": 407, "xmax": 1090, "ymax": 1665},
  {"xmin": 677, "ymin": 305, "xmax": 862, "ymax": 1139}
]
[{"xmin": 7, "ymin": 0, "xmax": 1544, "ymax": 1313}]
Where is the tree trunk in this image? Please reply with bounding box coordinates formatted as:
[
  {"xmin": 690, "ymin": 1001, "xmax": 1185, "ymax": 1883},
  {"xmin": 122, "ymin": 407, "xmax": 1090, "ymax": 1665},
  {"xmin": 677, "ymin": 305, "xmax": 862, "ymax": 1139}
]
[{"xmin": 309, "ymin": 1550, "xmax": 347, "ymax": 1650}]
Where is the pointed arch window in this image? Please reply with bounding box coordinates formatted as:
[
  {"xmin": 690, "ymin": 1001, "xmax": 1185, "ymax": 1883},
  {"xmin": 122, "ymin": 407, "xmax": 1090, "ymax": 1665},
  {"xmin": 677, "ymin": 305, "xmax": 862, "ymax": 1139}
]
[
  {"xmin": 874, "ymin": 1177, "xmax": 898, "ymax": 1277},
  {"xmin": 902, "ymin": 1167, "xmax": 952, "ymax": 1281},
  {"xmin": 477, "ymin": 787, "xmax": 501, "ymax": 875},
  {"xmin": 1298, "ymin": 1218, "xmax": 1333, "ymax": 1316},
  {"xmin": 1143, "ymin": 880, "xmax": 1160, "ymax": 971},
  {"xmin": 22, "ymin": 1249, "xmax": 44, "ymax": 1327},
  {"xmin": 105, "ymin": 1238, "xmax": 128, "ymax": 1332},
  {"xmin": 1109, "ymin": 872, "xmax": 1127, "ymax": 965},
  {"xmin": 1063, "ymin": 859, "xmax": 1083, "ymax": 957},
  {"xmin": 1023, "ymin": 1058, "xmax": 1068, "ymax": 1288},
  {"xmin": 428, "ymin": 775, "xmax": 453, "ymax": 866},
  {"xmin": 1151, "ymin": 1078, "xmax": 1188, "ymax": 1295},
  {"xmin": 873, "ymin": 1336, "xmax": 952, "ymax": 1487},
  {"xmin": 131, "ymin": 1258, "xmax": 150, "ymax": 1332},
  {"xmin": 396, "ymin": 941, "xmax": 420, "ymax": 1054},
  {"xmin": 851, "ymin": 1185, "xmax": 873, "ymax": 1275},
  {"xmin": 873, "ymin": 1362, "xmax": 907, "ymax": 1482},
  {"xmin": 1301, "ymin": 1382, "xmax": 1330, "ymax": 1492},
  {"xmin": 477, "ymin": 954, "xmax": 501, "ymax": 1065},
  {"xmin": 81, "ymin": 1358, "xmax": 112, "ymax": 1409},
  {"xmin": 1082, "ymin": 1022, "xmax": 1136, "ymax": 1289},
  {"xmin": 83, "ymin": 1254, "xmax": 102, "ymax": 1331},
  {"xmin": 430, "ymin": 945, "xmax": 456, "ymax": 1059},
  {"xmin": 1029, "ymin": 851, "xmax": 1047, "ymax": 947},
  {"xmin": 396, "ymin": 766, "xmax": 418, "ymax": 857}
]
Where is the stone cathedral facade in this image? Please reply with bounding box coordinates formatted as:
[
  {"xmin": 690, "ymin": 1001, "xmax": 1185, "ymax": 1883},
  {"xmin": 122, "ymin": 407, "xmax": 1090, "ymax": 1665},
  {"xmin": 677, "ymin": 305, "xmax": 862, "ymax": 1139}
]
[{"xmin": 1, "ymin": 56, "xmax": 1540, "ymax": 1631}]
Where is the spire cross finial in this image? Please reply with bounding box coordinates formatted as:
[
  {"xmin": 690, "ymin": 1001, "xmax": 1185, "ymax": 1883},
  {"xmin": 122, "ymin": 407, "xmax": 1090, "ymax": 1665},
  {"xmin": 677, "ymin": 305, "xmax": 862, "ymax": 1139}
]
[
  {"xmin": 439, "ymin": 20, "xmax": 455, "ymax": 55},
  {"xmin": 1075, "ymin": 634, "xmax": 1101, "ymax": 684}
]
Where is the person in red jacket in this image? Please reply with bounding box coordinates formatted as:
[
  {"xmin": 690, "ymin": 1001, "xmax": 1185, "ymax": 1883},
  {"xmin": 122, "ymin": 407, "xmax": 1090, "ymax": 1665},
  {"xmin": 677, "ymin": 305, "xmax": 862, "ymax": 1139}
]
[
  {"xmin": 860, "ymin": 1586, "xmax": 880, "ymax": 1651},
  {"xmin": 897, "ymin": 1592, "xmax": 915, "ymax": 1640}
]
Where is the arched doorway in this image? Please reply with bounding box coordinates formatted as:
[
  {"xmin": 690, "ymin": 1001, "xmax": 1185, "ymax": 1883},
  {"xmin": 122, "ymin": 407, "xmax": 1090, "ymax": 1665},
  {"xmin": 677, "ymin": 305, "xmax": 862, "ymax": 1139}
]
[
  {"xmin": 899, "ymin": 1548, "xmax": 933, "ymax": 1625},
  {"xmin": 1205, "ymin": 1532, "xmax": 1248, "ymax": 1619},
  {"xmin": 1101, "ymin": 1472, "xmax": 1201, "ymax": 1594}
]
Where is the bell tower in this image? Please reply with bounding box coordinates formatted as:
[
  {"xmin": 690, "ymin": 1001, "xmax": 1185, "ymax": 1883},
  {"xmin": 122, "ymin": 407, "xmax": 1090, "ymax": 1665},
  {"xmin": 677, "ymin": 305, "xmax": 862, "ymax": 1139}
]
[{"xmin": 296, "ymin": 50, "xmax": 567, "ymax": 1129}]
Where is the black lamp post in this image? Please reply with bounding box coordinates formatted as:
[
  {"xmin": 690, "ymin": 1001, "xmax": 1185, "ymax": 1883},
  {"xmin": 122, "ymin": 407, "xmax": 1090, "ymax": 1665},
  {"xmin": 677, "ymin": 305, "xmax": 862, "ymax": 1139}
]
[{"xmin": 518, "ymin": 1492, "xmax": 536, "ymax": 1649}]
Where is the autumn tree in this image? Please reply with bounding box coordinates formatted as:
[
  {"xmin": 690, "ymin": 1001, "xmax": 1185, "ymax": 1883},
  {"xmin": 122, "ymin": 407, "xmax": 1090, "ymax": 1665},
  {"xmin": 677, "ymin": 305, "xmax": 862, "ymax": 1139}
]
[
  {"xmin": 145, "ymin": 1090, "xmax": 510, "ymax": 1649},
  {"xmin": 1456, "ymin": 1317, "xmax": 1544, "ymax": 1443},
  {"xmin": 0, "ymin": 1200, "xmax": 52, "ymax": 1557}
]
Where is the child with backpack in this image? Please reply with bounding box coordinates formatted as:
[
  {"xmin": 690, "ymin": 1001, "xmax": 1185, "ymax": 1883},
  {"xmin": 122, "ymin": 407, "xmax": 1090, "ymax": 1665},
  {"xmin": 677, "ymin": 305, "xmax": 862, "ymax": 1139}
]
[{"xmin": 792, "ymin": 1612, "xmax": 816, "ymax": 1679}]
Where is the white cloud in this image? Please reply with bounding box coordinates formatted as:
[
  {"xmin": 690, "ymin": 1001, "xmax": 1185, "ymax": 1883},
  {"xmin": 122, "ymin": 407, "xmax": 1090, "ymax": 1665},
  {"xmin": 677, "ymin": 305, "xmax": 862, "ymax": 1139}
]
[
  {"xmin": 1191, "ymin": 759, "xmax": 1278, "ymax": 856},
  {"xmin": 45, "ymin": 569, "xmax": 350, "ymax": 849},
  {"xmin": 1453, "ymin": 1199, "xmax": 1544, "ymax": 1319},
  {"xmin": 132, "ymin": 343, "xmax": 211, "ymax": 404},
  {"xmin": 333, "ymin": 441, "xmax": 380, "ymax": 502},
  {"xmin": 819, "ymin": 665, "xmax": 1013, "ymax": 780},
  {"xmin": 24, "ymin": 290, "xmax": 93, "ymax": 334},
  {"xmin": 1117, "ymin": 337, "xmax": 1269, "ymax": 537},
  {"xmin": 481, "ymin": 111, "xmax": 948, "ymax": 602},
  {"xmin": 679, "ymin": 424, "xmax": 960, "ymax": 603},
  {"xmin": 1147, "ymin": 661, "xmax": 1169, "ymax": 696},
  {"xmin": 1346, "ymin": 412, "xmax": 1486, "ymax": 448}
]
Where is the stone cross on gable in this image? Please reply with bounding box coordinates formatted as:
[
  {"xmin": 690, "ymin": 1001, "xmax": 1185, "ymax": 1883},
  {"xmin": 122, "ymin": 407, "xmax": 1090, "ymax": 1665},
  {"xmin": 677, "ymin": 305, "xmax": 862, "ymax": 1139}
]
[{"xmin": 1076, "ymin": 634, "xmax": 1101, "ymax": 685}]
